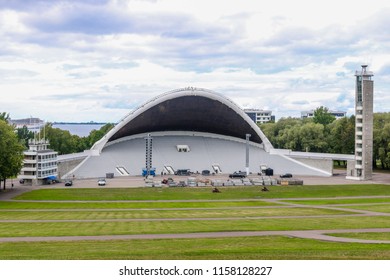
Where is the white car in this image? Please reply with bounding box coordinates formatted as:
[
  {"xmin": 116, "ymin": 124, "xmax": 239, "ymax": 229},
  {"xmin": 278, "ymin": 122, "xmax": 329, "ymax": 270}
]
[{"xmin": 98, "ymin": 178, "xmax": 106, "ymax": 186}]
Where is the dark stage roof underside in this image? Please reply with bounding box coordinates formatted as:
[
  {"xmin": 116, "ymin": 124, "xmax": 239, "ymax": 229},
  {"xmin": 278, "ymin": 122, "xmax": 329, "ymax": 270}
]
[{"xmin": 108, "ymin": 96, "xmax": 263, "ymax": 144}]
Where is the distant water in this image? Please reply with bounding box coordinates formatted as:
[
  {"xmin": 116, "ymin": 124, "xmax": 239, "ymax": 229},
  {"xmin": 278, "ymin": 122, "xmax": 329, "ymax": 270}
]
[{"xmin": 52, "ymin": 123, "xmax": 106, "ymax": 137}]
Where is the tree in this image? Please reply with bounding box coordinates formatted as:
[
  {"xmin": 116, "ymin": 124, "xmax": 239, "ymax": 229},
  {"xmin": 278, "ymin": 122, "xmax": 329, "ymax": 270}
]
[
  {"xmin": 85, "ymin": 123, "xmax": 114, "ymax": 148},
  {"xmin": 16, "ymin": 125, "xmax": 35, "ymax": 148},
  {"xmin": 373, "ymin": 113, "xmax": 390, "ymax": 169},
  {"xmin": 328, "ymin": 116, "xmax": 355, "ymax": 155},
  {"xmin": 38, "ymin": 123, "xmax": 115, "ymax": 155},
  {"xmin": 299, "ymin": 122, "xmax": 328, "ymax": 152},
  {"xmin": 278, "ymin": 124, "xmax": 302, "ymax": 150},
  {"xmin": 40, "ymin": 123, "xmax": 82, "ymax": 155},
  {"xmin": 0, "ymin": 112, "xmax": 10, "ymax": 122},
  {"xmin": 260, "ymin": 117, "xmax": 304, "ymax": 149},
  {"xmin": 259, "ymin": 122, "xmax": 277, "ymax": 147},
  {"xmin": 313, "ymin": 106, "xmax": 336, "ymax": 126},
  {"xmin": 0, "ymin": 120, "xmax": 24, "ymax": 190}
]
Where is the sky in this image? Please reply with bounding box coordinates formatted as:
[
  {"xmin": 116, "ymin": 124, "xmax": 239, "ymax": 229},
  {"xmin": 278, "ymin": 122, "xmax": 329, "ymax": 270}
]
[{"xmin": 1, "ymin": 0, "xmax": 390, "ymax": 122}]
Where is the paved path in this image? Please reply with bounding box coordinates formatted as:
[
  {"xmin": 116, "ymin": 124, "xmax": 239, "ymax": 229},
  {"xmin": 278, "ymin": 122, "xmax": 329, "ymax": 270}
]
[
  {"xmin": 0, "ymin": 187, "xmax": 33, "ymax": 201},
  {"xmin": 0, "ymin": 228, "xmax": 389, "ymax": 244}
]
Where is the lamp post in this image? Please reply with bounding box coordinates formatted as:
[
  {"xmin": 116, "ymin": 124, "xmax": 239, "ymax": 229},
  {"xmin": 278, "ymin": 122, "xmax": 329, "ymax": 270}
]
[
  {"xmin": 145, "ymin": 133, "xmax": 152, "ymax": 177},
  {"xmin": 245, "ymin": 134, "xmax": 251, "ymax": 175}
]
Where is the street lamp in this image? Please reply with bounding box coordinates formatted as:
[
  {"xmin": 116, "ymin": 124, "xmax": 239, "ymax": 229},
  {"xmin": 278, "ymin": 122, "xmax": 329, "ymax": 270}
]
[
  {"xmin": 245, "ymin": 134, "xmax": 251, "ymax": 175},
  {"xmin": 145, "ymin": 133, "xmax": 152, "ymax": 177}
]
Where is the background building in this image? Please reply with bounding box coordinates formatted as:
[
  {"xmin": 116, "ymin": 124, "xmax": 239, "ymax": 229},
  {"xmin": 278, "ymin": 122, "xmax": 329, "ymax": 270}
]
[
  {"xmin": 301, "ymin": 110, "xmax": 346, "ymax": 119},
  {"xmin": 8, "ymin": 117, "xmax": 44, "ymax": 131},
  {"xmin": 244, "ymin": 109, "xmax": 275, "ymax": 124}
]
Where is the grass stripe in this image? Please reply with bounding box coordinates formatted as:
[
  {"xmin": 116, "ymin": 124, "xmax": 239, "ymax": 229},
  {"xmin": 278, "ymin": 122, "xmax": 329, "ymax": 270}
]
[{"xmin": 0, "ymin": 216, "xmax": 389, "ymax": 237}]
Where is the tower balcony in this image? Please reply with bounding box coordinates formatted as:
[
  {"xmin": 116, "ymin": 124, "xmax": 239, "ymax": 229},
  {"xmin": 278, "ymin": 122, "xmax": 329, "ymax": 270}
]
[
  {"xmin": 21, "ymin": 167, "xmax": 37, "ymax": 172},
  {"xmin": 24, "ymin": 151, "xmax": 38, "ymax": 156}
]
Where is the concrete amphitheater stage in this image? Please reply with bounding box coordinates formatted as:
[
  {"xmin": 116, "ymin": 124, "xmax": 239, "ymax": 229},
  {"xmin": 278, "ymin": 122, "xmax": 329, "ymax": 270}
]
[
  {"xmin": 70, "ymin": 132, "xmax": 330, "ymax": 179},
  {"xmin": 64, "ymin": 87, "xmax": 344, "ymax": 179}
]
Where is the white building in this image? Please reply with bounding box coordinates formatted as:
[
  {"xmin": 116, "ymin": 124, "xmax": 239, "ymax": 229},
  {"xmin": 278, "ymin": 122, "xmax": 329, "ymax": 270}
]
[
  {"xmin": 9, "ymin": 117, "xmax": 45, "ymax": 131},
  {"xmin": 244, "ymin": 109, "xmax": 274, "ymax": 124},
  {"xmin": 301, "ymin": 110, "xmax": 346, "ymax": 119},
  {"xmin": 18, "ymin": 139, "xmax": 58, "ymax": 185}
]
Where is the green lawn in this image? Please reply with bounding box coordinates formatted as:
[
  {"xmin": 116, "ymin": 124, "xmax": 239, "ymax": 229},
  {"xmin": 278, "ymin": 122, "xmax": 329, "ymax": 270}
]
[
  {"xmin": 1, "ymin": 185, "xmax": 389, "ymax": 260},
  {"xmin": 13, "ymin": 184, "xmax": 390, "ymax": 201},
  {"xmin": 0, "ymin": 236, "xmax": 389, "ymax": 260},
  {"xmin": 0, "ymin": 200, "xmax": 276, "ymax": 209},
  {"xmin": 339, "ymin": 204, "xmax": 390, "ymax": 213},
  {"xmin": 280, "ymin": 198, "xmax": 390, "ymax": 205},
  {"xmin": 329, "ymin": 232, "xmax": 390, "ymax": 241},
  {"xmin": 1, "ymin": 216, "xmax": 389, "ymax": 237},
  {"xmin": 0, "ymin": 207, "xmax": 349, "ymax": 220}
]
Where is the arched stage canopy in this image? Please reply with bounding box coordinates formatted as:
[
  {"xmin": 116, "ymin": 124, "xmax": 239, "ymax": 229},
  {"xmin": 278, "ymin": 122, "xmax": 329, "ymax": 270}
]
[{"xmin": 92, "ymin": 87, "xmax": 273, "ymax": 153}]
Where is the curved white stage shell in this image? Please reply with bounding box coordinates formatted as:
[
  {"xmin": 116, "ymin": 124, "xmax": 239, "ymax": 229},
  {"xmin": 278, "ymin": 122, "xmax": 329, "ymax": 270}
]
[{"xmin": 67, "ymin": 87, "xmax": 331, "ymax": 178}]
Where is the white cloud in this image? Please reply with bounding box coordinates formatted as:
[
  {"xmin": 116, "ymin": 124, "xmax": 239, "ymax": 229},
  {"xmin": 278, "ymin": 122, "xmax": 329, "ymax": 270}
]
[{"xmin": 0, "ymin": 0, "xmax": 389, "ymax": 122}]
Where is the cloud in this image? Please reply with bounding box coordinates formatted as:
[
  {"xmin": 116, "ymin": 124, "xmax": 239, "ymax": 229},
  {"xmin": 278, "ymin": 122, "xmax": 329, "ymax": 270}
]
[
  {"xmin": 22, "ymin": 3, "xmax": 226, "ymax": 39},
  {"xmin": 0, "ymin": 68, "xmax": 39, "ymax": 79},
  {"xmin": 376, "ymin": 63, "xmax": 390, "ymax": 76},
  {"xmin": 0, "ymin": 0, "xmax": 109, "ymax": 11},
  {"xmin": 1, "ymin": 0, "xmax": 390, "ymax": 122}
]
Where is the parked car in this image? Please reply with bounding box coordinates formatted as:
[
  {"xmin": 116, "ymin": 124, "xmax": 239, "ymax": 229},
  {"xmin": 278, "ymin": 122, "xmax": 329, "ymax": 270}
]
[
  {"xmin": 201, "ymin": 170, "xmax": 210, "ymax": 176},
  {"xmin": 64, "ymin": 180, "xmax": 73, "ymax": 186},
  {"xmin": 175, "ymin": 169, "xmax": 191, "ymax": 176},
  {"xmin": 229, "ymin": 171, "xmax": 247, "ymax": 178},
  {"xmin": 280, "ymin": 173, "xmax": 293, "ymax": 178},
  {"xmin": 98, "ymin": 178, "xmax": 106, "ymax": 186}
]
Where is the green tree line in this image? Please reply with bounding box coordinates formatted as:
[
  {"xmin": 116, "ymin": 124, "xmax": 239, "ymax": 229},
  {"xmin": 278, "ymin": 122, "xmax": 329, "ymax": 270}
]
[
  {"xmin": 0, "ymin": 114, "xmax": 24, "ymax": 190},
  {"xmin": 260, "ymin": 108, "xmax": 390, "ymax": 169},
  {"xmin": 0, "ymin": 113, "xmax": 114, "ymax": 189},
  {"xmin": 35, "ymin": 123, "xmax": 115, "ymax": 155},
  {"xmin": 13, "ymin": 122, "xmax": 114, "ymax": 155}
]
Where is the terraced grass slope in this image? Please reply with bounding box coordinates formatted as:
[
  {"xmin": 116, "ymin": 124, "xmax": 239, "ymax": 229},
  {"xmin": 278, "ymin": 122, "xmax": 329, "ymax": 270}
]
[{"xmin": 0, "ymin": 184, "xmax": 389, "ymax": 259}]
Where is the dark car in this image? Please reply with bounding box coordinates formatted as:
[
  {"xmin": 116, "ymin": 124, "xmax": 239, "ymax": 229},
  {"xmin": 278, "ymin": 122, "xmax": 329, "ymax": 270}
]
[
  {"xmin": 229, "ymin": 171, "xmax": 247, "ymax": 178},
  {"xmin": 280, "ymin": 173, "xmax": 293, "ymax": 178},
  {"xmin": 201, "ymin": 170, "xmax": 210, "ymax": 176},
  {"xmin": 64, "ymin": 180, "xmax": 73, "ymax": 186},
  {"xmin": 175, "ymin": 169, "xmax": 191, "ymax": 176}
]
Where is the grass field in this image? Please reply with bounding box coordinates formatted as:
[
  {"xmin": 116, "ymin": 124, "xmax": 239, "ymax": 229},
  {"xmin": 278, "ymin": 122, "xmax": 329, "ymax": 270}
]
[
  {"xmin": 1, "ymin": 236, "xmax": 390, "ymax": 260},
  {"xmin": 329, "ymin": 232, "xmax": 390, "ymax": 241},
  {"xmin": 13, "ymin": 184, "xmax": 390, "ymax": 200},
  {"xmin": 0, "ymin": 184, "xmax": 389, "ymax": 260}
]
